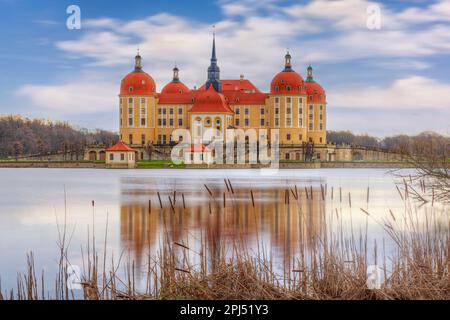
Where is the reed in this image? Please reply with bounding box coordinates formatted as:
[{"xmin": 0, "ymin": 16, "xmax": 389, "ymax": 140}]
[{"xmin": 1, "ymin": 180, "xmax": 448, "ymax": 300}]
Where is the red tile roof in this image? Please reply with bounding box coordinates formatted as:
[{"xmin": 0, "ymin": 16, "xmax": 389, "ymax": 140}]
[
  {"xmin": 120, "ymin": 71, "xmax": 156, "ymax": 95},
  {"xmin": 189, "ymin": 86, "xmax": 234, "ymax": 113},
  {"xmin": 106, "ymin": 141, "xmax": 135, "ymax": 152},
  {"xmin": 199, "ymin": 79, "xmax": 267, "ymax": 105}
]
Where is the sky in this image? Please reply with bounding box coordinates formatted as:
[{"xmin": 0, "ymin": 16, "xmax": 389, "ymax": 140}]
[{"xmin": 0, "ymin": 0, "xmax": 449, "ymax": 137}]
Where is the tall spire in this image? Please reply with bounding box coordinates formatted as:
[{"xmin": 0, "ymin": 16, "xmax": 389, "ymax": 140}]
[
  {"xmin": 134, "ymin": 49, "xmax": 142, "ymax": 72},
  {"xmin": 211, "ymin": 26, "xmax": 217, "ymax": 62},
  {"xmin": 206, "ymin": 26, "xmax": 221, "ymax": 92}
]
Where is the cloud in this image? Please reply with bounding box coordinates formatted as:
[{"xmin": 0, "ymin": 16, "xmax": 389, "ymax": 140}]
[
  {"xmin": 330, "ymin": 76, "xmax": 450, "ymax": 109},
  {"xmin": 17, "ymin": 74, "xmax": 117, "ymax": 115}
]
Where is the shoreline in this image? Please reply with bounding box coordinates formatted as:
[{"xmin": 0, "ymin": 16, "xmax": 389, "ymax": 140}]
[{"xmin": 0, "ymin": 161, "xmax": 414, "ymax": 169}]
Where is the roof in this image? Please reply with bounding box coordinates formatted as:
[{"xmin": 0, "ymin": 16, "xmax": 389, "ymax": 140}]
[
  {"xmin": 120, "ymin": 71, "xmax": 156, "ymax": 95},
  {"xmin": 199, "ymin": 79, "xmax": 267, "ymax": 105},
  {"xmin": 158, "ymin": 92, "xmax": 195, "ymax": 104},
  {"xmin": 189, "ymin": 86, "xmax": 234, "ymax": 113},
  {"xmin": 106, "ymin": 141, "xmax": 135, "ymax": 152},
  {"xmin": 305, "ymin": 81, "xmax": 326, "ymax": 104},
  {"xmin": 270, "ymin": 70, "xmax": 306, "ymax": 95},
  {"xmin": 184, "ymin": 144, "xmax": 210, "ymax": 152},
  {"xmin": 161, "ymin": 81, "xmax": 190, "ymax": 94}
]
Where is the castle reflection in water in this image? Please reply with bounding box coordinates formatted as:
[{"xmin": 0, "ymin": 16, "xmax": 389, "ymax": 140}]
[{"xmin": 119, "ymin": 176, "xmax": 327, "ymax": 269}]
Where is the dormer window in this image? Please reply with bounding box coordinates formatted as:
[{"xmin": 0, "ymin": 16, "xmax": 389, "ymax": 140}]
[
  {"xmin": 275, "ymin": 86, "xmax": 279, "ymax": 92},
  {"xmin": 129, "ymin": 86, "xmax": 134, "ymax": 93},
  {"xmin": 141, "ymin": 80, "xmax": 145, "ymax": 85},
  {"xmin": 286, "ymin": 86, "xmax": 291, "ymax": 92}
]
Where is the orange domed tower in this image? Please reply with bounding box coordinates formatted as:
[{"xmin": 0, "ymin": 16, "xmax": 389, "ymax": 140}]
[
  {"xmin": 268, "ymin": 52, "xmax": 308, "ymax": 145},
  {"xmin": 304, "ymin": 65, "xmax": 327, "ymax": 144},
  {"xmin": 119, "ymin": 52, "xmax": 158, "ymax": 150}
]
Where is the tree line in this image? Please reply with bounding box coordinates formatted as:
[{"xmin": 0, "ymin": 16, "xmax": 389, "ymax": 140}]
[
  {"xmin": 327, "ymin": 130, "xmax": 449, "ymax": 157},
  {"xmin": 0, "ymin": 115, "xmax": 118, "ymax": 159},
  {"xmin": 0, "ymin": 115, "xmax": 447, "ymax": 159}
]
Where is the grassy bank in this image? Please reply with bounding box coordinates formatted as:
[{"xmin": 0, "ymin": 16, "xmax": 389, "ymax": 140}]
[{"xmin": 137, "ymin": 160, "xmax": 185, "ymax": 169}]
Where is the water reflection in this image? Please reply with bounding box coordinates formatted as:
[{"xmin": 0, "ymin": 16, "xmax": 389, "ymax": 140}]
[{"xmin": 119, "ymin": 177, "xmax": 326, "ymax": 270}]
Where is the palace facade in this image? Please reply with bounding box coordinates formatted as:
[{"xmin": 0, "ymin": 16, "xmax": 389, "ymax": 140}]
[{"xmin": 118, "ymin": 34, "xmax": 327, "ymax": 161}]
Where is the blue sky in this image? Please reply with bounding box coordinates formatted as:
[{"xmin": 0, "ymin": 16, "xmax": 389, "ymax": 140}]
[{"xmin": 1, "ymin": 0, "xmax": 449, "ymax": 137}]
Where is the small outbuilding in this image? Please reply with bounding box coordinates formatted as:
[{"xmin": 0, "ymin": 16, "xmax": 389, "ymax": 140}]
[
  {"xmin": 105, "ymin": 141, "xmax": 136, "ymax": 168},
  {"xmin": 184, "ymin": 144, "xmax": 213, "ymax": 165}
]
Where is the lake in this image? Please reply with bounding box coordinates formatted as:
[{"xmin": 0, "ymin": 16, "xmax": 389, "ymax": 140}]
[{"xmin": 0, "ymin": 168, "xmax": 446, "ymax": 296}]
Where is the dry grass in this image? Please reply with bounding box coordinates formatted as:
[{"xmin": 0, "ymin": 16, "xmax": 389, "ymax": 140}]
[{"xmin": 1, "ymin": 178, "xmax": 449, "ymax": 300}]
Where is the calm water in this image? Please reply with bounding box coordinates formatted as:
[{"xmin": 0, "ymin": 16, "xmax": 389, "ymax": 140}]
[{"xmin": 0, "ymin": 168, "xmax": 446, "ymax": 295}]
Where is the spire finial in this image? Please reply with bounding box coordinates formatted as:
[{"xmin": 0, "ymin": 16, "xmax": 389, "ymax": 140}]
[
  {"xmin": 284, "ymin": 50, "xmax": 292, "ymax": 71},
  {"xmin": 172, "ymin": 63, "xmax": 180, "ymax": 82},
  {"xmin": 306, "ymin": 64, "xmax": 314, "ymax": 82},
  {"xmin": 134, "ymin": 49, "xmax": 142, "ymax": 72}
]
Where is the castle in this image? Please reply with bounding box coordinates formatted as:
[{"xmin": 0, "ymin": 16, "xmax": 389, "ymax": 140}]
[{"xmin": 118, "ymin": 34, "xmax": 328, "ymax": 162}]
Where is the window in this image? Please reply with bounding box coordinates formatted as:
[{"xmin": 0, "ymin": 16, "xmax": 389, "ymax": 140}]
[
  {"xmin": 169, "ymin": 119, "xmax": 174, "ymax": 127},
  {"xmin": 120, "ymin": 153, "xmax": 125, "ymax": 161},
  {"xmin": 275, "ymin": 118, "xmax": 279, "ymax": 126},
  {"xmin": 275, "ymin": 108, "xmax": 279, "ymax": 115},
  {"xmin": 235, "ymin": 108, "xmax": 240, "ymax": 115},
  {"xmin": 286, "ymin": 86, "xmax": 291, "ymax": 92},
  {"xmin": 128, "ymin": 98, "xmax": 133, "ymax": 104},
  {"xmin": 129, "ymin": 134, "xmax": 133, "ymax": 145},
  {"xmin": 286, "ymin": 118, "xmax": 292, "ymax": 126},
  {"xmin": 169, "ymin": 108, "xmax": 174, "ymax": 115},
  {"xmin": 245, "ymin": 119, "xmax": 249, "ymax": 127},
  {"xmin": 179, "ymin": 136, "xmax": 183, "ymax": 142},
  {"xmin": 162, "ymin": 119, "xmax": 167, "ymax": 126},
  {"xmin": 158, "ymin": 119, "xmax": 162, "ymax": 126},
  {"xmin": 286, "ymin": 97, "xmax": 292, "ymax": 104},
  {"xmin": 109, "ymin": 154, "xmax": 113, "ymax": 161},
  {"xmin": 141, "ymin": 134, "xmax": 145, "ymax": 145},
  {"xmin": 158, "ymin": 135, "xmax": 162, "ymax": 144},
  {"xmin": 299, "ymin": 134, "xmax": 303, "ymax": 141},
  {"xmin": 244, "ymin": 108, "xmax": 249, "ymax": 115},
  {"xmin": 285, "ymin": 153, "xmax": 290, "ymax": 160},
  {"xmin": 128, "ymin": 106, "xmax": 134, "ymax": 127},
  {"xmin": 162, "ymin": 135, "xmax": 167, "ymax": 144},
  {"xmin": 260, "ymin": 119, "xmax": 265, "ymax": 126},
  {"xmin": 286, "ymin": 107, "xmax": 291, "ymax": 114},
  {"xmin": 260, "ymin": 108, "xmax": 265, "ymax": 115},
  {"xmin": 178, "ymin": 119, "xmax": 183, "ymax": 126},
  {"xmin": 299, "ymin": 97, "xmax": 303, "ymax": 104},
  {"xmin": 275, "ymin": 86, "xmax": 279, "ymax": 92},
  {"xmin": 320, "ymin": 137, "xmax": 323, "ymax": 143},
  {"xmin": 235, "ymin": 119, "xmax": 240, "ymax": 126},
  {"xmin": 178, "ymin": 108, "xmax": 183, "ymax": 115},
  {"xmin": 163, "ymin": 108, "xmax": 167, "ymax": 115},
  {"xmin": 287, "ymin": 134, "xmax": 291, "ymax": 141},
  {"xmin": 129, "ymin": 87, "xmax": 133, "ymax": 93},
  {"xmin": 298, "ymin": 106, "xmax": 303, "ymax": 127},
  {"xmin": 275, "ymin": 97, "xmax": 280, "ymax": 104},
  {"xmin": 140, "ymin": 101, "xmax": 147, "ymax": 127},
  {"xmin": 158, "ymin": 108, "xmax": 162, "ymax": 115}
]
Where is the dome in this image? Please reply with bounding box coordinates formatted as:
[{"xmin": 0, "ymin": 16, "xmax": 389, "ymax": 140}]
[
  {"xmin": 161, "ymin": 81, "xmax": 190, "ymax": 94},
  {"xmin": 120, "ymin": 71, "xmax": 156, "ymax": 95},
  {"xmin": 270, "ymin": 71, "xmax": 305, "ymax": 94},
  {"xmin": 270, "ymin": 51, "xmax": 306, "ymax": 94},
  {"xmin": 305, "ymin": 81, "xmax": 326, "ymax": 104},
  {"xmin": 120, "ymin": 53, "xmax": 156, "ymax": 95}
]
